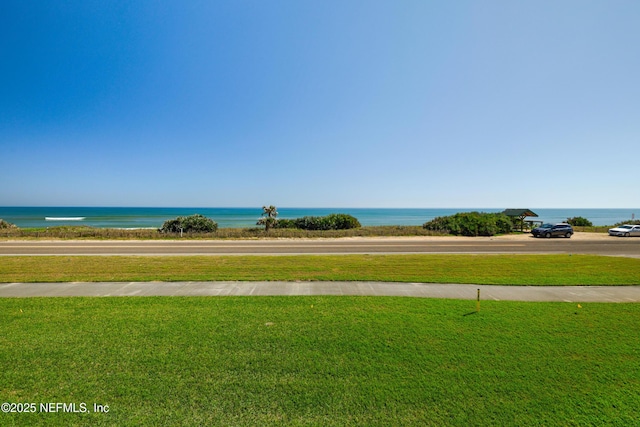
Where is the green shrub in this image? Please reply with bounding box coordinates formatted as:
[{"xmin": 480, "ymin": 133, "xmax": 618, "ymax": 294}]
[
  {"xmin": 612, "ymin": 219, "xmax": 640, "ymax": 227},
  {"xmin": 0, "ymin": 219, "xmax": 18, "ymax": 229},
  {"xmin": 291, "ymin": 216, "xmax": 320, "ymax": 230},
  {"xmin": 566, "ymin": 216, "xmax": 593, "ymax": 227},
  {"xmin": 423, "ymin": 212, "xmax": 513, "ymax": 236},
  {"xmin": 326, "ymin": 213, "xmax": 362, "ymax": 230},
  {"xmin": 275, "ymin": 214, "xmax": 361, "ymax": 231},
  {"xmin": 274, "ymin": 218, "xmax": 297, "ymax": 229},
  {"xmin": 494, "ymin": 214, "xmax": 514, "ymax": 233},
  {"xmin": 159, "ymin": 214, "xmax": 218, "ymax": 233}
]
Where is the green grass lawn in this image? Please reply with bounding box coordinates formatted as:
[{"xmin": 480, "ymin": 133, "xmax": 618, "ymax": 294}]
[
  {"xmin": 1, "ymin": 297, "xmax": 638, "ymax": 426},
  {"xmin": 2, "ymin": 254, "xmax": 640, "ymax": 285}
]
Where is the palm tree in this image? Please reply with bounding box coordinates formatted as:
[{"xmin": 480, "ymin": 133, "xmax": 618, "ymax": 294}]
[{"xmin": 257, "ymin": 205, "xmax": 278, "ymax": 232}]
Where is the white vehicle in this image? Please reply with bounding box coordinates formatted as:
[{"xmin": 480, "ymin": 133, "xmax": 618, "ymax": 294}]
[{"xmin": 608, "ymin": 224, "xmax": 640, "ymax": 237}]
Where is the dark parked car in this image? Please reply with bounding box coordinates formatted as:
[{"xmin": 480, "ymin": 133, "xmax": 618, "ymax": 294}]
[{"xmin": 531, "ymin": 223, "xmax": 573, "ymax": 238}]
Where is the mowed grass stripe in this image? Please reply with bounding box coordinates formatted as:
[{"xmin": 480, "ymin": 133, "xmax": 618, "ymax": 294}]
[
  {"xmin": 1, "ymin": 254, "xmax": 639, "ymax": 285},
  {"xmin": 1, "ymin": 297, "xmax": 638, "ymax": 426}
]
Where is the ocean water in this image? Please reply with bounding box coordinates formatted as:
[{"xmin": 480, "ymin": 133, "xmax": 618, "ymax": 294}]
[{"xmin": 0, "ymin": 207, "xmax": 637, "ymax": 229}]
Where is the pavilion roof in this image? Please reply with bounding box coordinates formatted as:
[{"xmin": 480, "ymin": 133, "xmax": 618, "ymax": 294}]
[{"xmin": 502, "ymin": 209, "xmax": 538, "ymax": 218}]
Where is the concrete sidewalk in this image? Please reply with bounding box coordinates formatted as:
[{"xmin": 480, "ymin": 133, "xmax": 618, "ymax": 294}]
[{"xmin": 1, "ymin": 281, "xmax": 639, "ymax": 302}]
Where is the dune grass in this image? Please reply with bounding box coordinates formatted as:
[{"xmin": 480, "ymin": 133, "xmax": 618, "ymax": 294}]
[
  {"xmin": 1, "ymin": 296, "xmax": 638, "ymax": 426},
  {"xmin": 0, "ymin": 225, "xmax": 445, "ymax": 239},
  {"xmin": 1, "ymin": 254, "xmax": 639, "ymax": 285}
]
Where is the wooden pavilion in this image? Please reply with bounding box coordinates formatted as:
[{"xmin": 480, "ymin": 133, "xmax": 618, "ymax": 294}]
[{"xmin": 502, "ymin": 209, "xmax": 540, "ymax": 231}]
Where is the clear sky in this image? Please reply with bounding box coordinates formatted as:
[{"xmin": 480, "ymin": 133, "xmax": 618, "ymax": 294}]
[{"xmin": 2, "ymin": 1, "xmax": 639, "ymax": 208}]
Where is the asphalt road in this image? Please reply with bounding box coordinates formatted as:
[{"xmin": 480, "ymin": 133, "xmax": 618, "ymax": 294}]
[{"xmin": 1, "ymin": 234, "xmax": 639, "ymax": 257}]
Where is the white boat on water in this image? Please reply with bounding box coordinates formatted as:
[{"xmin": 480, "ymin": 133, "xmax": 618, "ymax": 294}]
[{"xmin": 45, "ymin": 217, "xmax": 86, "ymax": 221}]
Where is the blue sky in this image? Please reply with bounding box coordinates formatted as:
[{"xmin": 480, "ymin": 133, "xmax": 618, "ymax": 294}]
[{"xmin": 2, "ymin": 1, "xmax": 639, "ymax": 208}]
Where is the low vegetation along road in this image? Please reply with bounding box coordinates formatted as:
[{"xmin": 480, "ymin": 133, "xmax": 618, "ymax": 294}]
[{"xmin": 1, "ymin": 233, "xmax": 639, "ymax": 257}]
